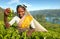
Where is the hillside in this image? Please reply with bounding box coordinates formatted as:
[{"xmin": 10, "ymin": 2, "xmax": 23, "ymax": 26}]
[
  {"xmin": 30, "ymin": 9, "xmax": 60, "ymax": 17},
  {"xmin": 0, "ymin": 7, "xmax": 60, "ymax": 39},
  {"xmin": 0, "ymin": 7, "xmax": 4, "ymax": 20},
  {"xmin": 0, "ymin": 7, "xmax": 4, "ymax": 13}
]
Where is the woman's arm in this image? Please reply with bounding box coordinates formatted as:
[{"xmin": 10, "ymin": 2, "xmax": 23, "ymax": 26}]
[
  {"xmin": 4, "ymin": 8, "xmax": 17, "ymax": 28},
  {"xmin": 4, "ymin": 12, "xmax": 17, "ymax": 28},
  {"xmin": 4, "ymin": 14, "xmax": 10, "ymax": 28},
  {"xmin": 4, "ymin": 8, "xmax": 11, "ymax": 28},
  {"xmin": 26, "ymin": 20, "xmax": 35, "ymax": 37}
]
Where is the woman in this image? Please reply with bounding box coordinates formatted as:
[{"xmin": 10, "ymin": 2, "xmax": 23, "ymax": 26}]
[{"xmin": 4, "ymin": 5, "xmax": 35, "ymax": 36}]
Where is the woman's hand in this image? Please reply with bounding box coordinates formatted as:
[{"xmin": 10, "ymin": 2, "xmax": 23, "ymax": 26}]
[
  {"xmin": 4, "ymin": 8, "xmax": 11, "ymax": 16},
  {"xmin": 26, "ymin": 29, "xmax": 35, "ymax": 37}
]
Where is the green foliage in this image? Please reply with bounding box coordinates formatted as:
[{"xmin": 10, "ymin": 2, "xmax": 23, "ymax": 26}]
[
  {"xmin": 0, "ymin": 7, "xmax": 60, "ymax": 39},
  {"xmin": 0, "ymin": 19, "xmax": 60, "ymax": 39}
]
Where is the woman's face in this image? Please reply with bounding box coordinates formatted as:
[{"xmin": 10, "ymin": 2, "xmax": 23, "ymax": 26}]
[{"xmin": 17, "ymin": 7, "xmax": 25, "ymax": 17}]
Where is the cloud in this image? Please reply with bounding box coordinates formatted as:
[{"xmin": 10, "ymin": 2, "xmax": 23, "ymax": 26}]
[
  {"xmin": 6, "ymin": 0, "xmax": 32, "ymax": 11},
  {"xmin": 7, "ymin": 0, "xmax": 20, "ymax": 5},
  {"xmin": 0, "ymin": 5, "xmax": 7, "ymax": 9},
  {"xmin": 23, "ymin": 3, "xmax": 32, "ymax": 7},
  {"xmin": 7, "ymin": 0, "xmax": 32, "ymax": 7}
]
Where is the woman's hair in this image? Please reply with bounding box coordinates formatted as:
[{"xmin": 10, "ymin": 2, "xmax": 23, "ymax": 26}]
[{"xmin": 16, "ymin": 5, "xmax": 27, "ymax": 12}]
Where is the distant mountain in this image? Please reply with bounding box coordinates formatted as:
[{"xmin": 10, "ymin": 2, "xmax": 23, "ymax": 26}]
[
  {"xmin": 0, "ymin": 7, "xmax": 4, "ymax": 13},
  {"xmin": 30, "ymin": 9, "xmax": 60, "ymax": 17},
  {"xmin": 0, "ymin": 7, "xmax": 60, "ymax": 21},
  {"xmin": 0, "ymin": 7, "xmax": 4, "ymax": 20}
]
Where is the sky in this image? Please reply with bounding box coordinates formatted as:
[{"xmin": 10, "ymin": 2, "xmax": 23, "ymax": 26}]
[{"xmin": 0, "ymin": 0, "xmax": 60, "ymax": 11}]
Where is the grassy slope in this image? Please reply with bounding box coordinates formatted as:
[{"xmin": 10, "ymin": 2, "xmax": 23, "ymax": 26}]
[
  {"xmin": 0, "ymin": 7, "xmax": 4, "ymax": 21},
  {"xmin": 0, "ymin": 7, "xmax": 60, "ymax": 39}
]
